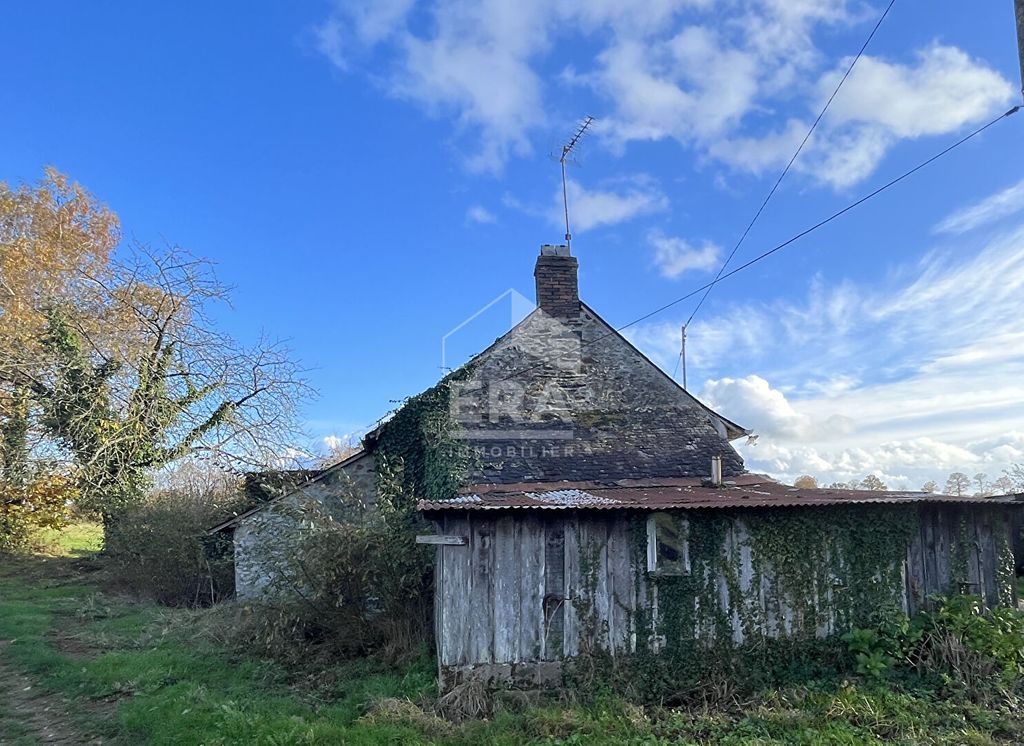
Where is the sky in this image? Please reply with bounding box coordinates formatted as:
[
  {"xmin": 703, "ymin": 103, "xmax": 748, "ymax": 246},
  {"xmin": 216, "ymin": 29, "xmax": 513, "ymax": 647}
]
[{"xmin": 2, "ymin": 2, "xmax": 1023, "ymax": 489}]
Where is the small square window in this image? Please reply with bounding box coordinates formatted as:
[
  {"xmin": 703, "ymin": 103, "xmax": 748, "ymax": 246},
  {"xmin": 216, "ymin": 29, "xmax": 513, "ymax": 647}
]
[{"xmin": 647, "ymin": 512, "xmax": 688, "ymax": 574}]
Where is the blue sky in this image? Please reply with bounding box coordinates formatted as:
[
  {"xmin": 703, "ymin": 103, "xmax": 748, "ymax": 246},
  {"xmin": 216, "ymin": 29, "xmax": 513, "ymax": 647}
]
[{"xmin": 2, "ymin": 2, "xmax": 1023, "ymax": 488}]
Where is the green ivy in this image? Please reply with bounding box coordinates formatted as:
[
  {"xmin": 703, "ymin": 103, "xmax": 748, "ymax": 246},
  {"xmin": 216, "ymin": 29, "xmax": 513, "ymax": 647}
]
[
  {"xmin": 571, "ymin": 506, "xmax": 924, "ymax": 701},
  {"xmin": 371, "ymin": 365, "xmax": 477, "ymax": 523}
]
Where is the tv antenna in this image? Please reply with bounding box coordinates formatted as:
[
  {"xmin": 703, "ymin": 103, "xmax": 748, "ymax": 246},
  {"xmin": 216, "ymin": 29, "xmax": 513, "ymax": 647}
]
[
  {"xmin": 559, "ymin": 116, "xmax": 595, "ymax": 252},
  {"xmin": 679, "ymin": 324, "xmax": 687, "ymax": 391}
]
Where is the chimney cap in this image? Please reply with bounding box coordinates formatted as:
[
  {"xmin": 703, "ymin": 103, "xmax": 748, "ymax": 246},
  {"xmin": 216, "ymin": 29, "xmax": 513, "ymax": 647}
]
[{"xmin": 540, "ymin": 244, "xmax": 571, "ymax": 257}]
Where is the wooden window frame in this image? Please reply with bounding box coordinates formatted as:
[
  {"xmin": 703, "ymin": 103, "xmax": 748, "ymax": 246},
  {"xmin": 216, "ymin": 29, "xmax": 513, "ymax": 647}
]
[{"xmin": 646, "ymin": 512, "xmax": 689, "ymax": 576}]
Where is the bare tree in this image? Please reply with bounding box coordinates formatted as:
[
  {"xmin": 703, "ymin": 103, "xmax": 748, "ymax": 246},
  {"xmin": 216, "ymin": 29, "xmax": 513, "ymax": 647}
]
[
  {"xmin": 316, "ymin": 435, "xmax": 361, "ymax": 469},
  {"xmin": 944, "ymin": 472, "xmax": 971, "ymax": 497},
  {"xmin": 972, "ymin": 472, "xmax": 992, "ymax": 497},
  {"xmin": 1003, "ymin": 464, "xmax": 1024, "ymax": 492},
  {"xmin": 35, "ymin": 246, "xmax": 311, "ymax": 523},
  {"xmin": 920, "ymin": 480, "xmax": 939, "ymax": 493},
  {"xmin": 992, "ymin": 475, "xmax": 1015, "ymax": 495}
]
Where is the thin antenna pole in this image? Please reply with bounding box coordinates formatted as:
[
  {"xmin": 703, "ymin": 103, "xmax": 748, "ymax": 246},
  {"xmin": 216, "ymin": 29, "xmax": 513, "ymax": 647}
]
[
  {"xmin": 559, "ymin": 115, "xmax": 595, "ymax": 252},
  {"xmin": 1015, "ymin": 0, "xmax": 1024, "ymax": 97},
  {"xmin": 561, "ymin": 157, "xmax": 571, "ymax": 247},
  {"xmin": 680, "ymin": 324, "xmax": 687, "ymax": 391}
]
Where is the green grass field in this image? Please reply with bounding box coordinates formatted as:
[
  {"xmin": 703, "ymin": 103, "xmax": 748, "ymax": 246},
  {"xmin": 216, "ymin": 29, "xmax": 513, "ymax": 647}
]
[{"xmin": 2, "ymin": 524, "xmax": 1024, "ymax": 744}]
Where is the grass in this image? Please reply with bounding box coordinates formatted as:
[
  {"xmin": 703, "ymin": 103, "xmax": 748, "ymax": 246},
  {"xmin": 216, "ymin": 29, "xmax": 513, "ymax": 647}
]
[
  {"xmin": 2, "ymin": 523, "xmax": 1024, "ymax": 744},
  {"xmin": 29, "ymin": 519, "xmax": 104, "ymax": 556}
]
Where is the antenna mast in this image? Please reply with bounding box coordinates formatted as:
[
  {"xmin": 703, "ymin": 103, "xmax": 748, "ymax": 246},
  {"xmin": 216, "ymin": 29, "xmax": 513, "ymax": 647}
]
[
  {"xmin": 560, "ymin": 116, "xmax": 595, "ymax": 252},
  {"xmin": 1016, "ymin": 0, "xmax": 1024, "ymax": 97},
  {"xmin": 679, "ymin": 324, "xmax": 687, "ymax": 391}
]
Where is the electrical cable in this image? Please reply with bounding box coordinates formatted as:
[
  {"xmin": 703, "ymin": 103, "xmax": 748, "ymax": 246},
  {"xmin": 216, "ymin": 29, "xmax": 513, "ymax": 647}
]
[
  {"xmin": 685, "ymin": 0, "xmax": 897, "ymax": 328},
  {"xmin": 460, "ymin": 104, "xmax": 1020, "ymax": 393}
]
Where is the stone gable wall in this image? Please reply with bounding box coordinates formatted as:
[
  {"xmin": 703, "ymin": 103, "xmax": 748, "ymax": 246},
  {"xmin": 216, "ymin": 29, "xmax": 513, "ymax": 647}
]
[{"xmin": 449, "ymin": 306, "xmax": 745, "ymax": 483}]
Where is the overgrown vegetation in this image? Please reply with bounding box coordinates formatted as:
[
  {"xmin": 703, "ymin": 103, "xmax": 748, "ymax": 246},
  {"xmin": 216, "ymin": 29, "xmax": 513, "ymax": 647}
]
[
  {"xmin": 843, "ymin": 595, "xmax": 1024, "ymax": 697},
  {"xmin": 240, "ymin": 501, "xmax": 435, "ymax": 664},
  {"xmin": 4, "ymin": 525, "xmax": 1024, "ymax": 745},
  {"xmin": 233, "ymin": 372, "xmax": 475, "ymax": 664}
]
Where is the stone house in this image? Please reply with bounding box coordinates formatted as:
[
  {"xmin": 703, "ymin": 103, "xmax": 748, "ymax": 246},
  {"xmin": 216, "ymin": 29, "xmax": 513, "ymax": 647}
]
[
  {"xmin": 212, "ymin": 243, "xmax": 749, "ymax": 597},
  {"xmin": 214, "ymin": 244, "xmax": 1022, "ymax": 687}
]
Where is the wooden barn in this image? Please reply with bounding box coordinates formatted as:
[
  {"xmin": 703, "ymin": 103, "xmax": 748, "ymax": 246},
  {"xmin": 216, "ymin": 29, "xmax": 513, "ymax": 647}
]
[
  {"xmin": 216, "ymin": 241, "xmax": 1022, "ymax": 691},
  {"xmin": 419, "ymin": 477, "xmax": 1022, "ymax": 688}
]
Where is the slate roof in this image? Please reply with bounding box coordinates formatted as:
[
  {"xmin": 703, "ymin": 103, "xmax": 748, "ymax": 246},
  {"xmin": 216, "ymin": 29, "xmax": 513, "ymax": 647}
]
[
  {"xmin": 208, "ymin": 449, "xmax": 368, "ymax": 533},
  {"xmin": 417, "ymin": 475, "xmax": 1024, "ymax": 512}
]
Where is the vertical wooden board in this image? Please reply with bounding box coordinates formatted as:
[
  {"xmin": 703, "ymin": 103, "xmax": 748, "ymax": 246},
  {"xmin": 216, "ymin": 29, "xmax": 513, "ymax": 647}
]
[
  {"xmin": 634, "ymin": 533, "xmax": 650, "ymax": 652},
  {"xmin": 587, "ymin": 517, "xmax": 612, "ymax": 650},
  {"xmin": 735, "ymin": 520, "xmax": 758, "ymax": 643},
  {"xmin": 977, "ymin": 510, "xmax": 997, "ymax": 606},
  {"xmin": 543, "ymin": 522, "xmax": 566, "ymax": 659},
  {"xmin": 762, "ymin": 556, "xmax": 778, "ymax": 638},
  {"xmin": 433, "ymin": 518, "xmax": 444, "ymax": 668},
  {"xmin": 965, "ymin": 509, "xmax": 981, "ymax": 596},
  {"xmin": 922, "ymin": 508, "xmax": 939, "ymax": 597},
  {"xmin": 718, "ymin": 523, "xmax": 739, "ymax": 644},
  {"xmin": 935, "ymin": 507, "xmax": 951, "ymax": 594},
  {"xmin": 468, "ymin": 517, "xmax": 495, "ymax": 665},
  {"xmin": 492, "ymin": 515, "xmax": 520, "ymax": 663},
  {"xmin": 606, "ymin": 517, "xmax": 635, "ymax": 653},
  {"xmin": 439, "ymin": 514, "xmax": 470, "ymax": 666},
  {"xmin": 517, "ymin": 515, "xmax": 545, "ymax": 663},
  {"xmin": 1004, "ymin": 510, "xmax": 1019, "ymax": 606},
  {"xmin": 898, "ymin": 559, "xmax": 909, "ymax": 616},
  {"xmin": 563, "ymin": 514, "xmax": 581, "ymax": 657},
  {"xmin": 906, "ymin": 509, "xmax": 925, "ymax": 615}
]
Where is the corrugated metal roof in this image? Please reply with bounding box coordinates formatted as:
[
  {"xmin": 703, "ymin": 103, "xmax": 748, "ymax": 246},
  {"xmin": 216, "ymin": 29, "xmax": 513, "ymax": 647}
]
[{"xmin": 417, "ymin": 478, "xmax": 1024, "ymax": 512}]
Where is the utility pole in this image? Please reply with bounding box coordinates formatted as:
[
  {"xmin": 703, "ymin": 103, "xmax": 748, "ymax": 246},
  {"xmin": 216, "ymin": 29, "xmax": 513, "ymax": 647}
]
[
  {"xmin": 679, "ymin": 324, "xmax": 687, "ymax": 391},
  {"xmin": 1016, "ymin": 0, "xmax": 1024, "ymax": 96}
]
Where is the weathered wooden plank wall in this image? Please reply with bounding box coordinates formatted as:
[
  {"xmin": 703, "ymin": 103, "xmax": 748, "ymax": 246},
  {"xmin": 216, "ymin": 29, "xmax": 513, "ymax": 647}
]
[
  {"xmin": 435, "ymin": 505, "xmax": 1018, "ymax": 668},
  {"xmin": 905, "ymin": 505, "xmax": 1016, "ymax": 613}
]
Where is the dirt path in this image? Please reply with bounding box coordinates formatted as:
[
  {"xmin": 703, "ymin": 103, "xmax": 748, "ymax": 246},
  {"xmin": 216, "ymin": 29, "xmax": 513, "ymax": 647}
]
[{"xmin": 0, "ymin": 645, "xmax": 101, "ymax": 745}]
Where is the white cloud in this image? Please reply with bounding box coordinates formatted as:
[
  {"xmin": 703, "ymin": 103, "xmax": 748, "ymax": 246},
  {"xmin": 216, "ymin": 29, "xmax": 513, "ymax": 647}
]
[
  {"xmin": 698, "ymin": 373, "xmax": 1014, "ymax": 487},
  {"xmin": 526, "ymin": 177, "xmax": 667, "ymax": 233},
  {"xmin": 822, "ymin": 46, "xmax": 1013, "ymax": 139},
  {"xmin": 648, "ymin": 230, "xmax": 720, "ymax": 278},
  {"xmin": 312, "ymin": 0, "xmax": 417, "ymax": 66},
  {"xmin": 313, "ymin": 17, "xmax": 348, "ymax": 70},
  {"xmin": 313, "ymin": 1, "xmax": 1013, "ymax": 181},
  {"xmin": 702, "ymin": 375, "xmax": 815, "ymax": 439},
  {"xmin": 323, "ymin": 435, "xmax": 348, "ymax": 451},
  {"xmin": 713, "ymin": 45, "xmax": 1013, "ymax": 189},
  {"xmin": 466, "ymin": 205, "xmax": 497, "ymax": 224},
  {"xmin": 628, "ymin": 218, "xmax": 1024, "ymax": 486},
  {"xmin": 934, "ymin": 178, "xmax": 1024, "ymax": 235}
]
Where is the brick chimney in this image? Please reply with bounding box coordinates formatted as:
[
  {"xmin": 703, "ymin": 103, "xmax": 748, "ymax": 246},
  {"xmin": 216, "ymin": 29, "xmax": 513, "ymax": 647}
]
[{"xmin": 534, "ymin": 244, "xmax": 579, "ymax": 318}]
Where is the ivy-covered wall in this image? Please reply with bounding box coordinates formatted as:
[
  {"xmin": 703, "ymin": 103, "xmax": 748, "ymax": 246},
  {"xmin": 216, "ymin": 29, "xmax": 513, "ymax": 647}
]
[
  {"xmin": 370, "ymin": 368, "xmax": 477, "ymax": 522},
  {"xmin": 430, "ymin": 503, "xmax": 1019, "ymax": 688}
]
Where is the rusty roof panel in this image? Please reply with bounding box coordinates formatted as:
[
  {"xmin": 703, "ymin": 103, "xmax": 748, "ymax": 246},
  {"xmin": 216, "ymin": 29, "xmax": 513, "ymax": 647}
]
[{"xmin": 417, "ymin": 479, "xmax": 1024, "ymax": 512}]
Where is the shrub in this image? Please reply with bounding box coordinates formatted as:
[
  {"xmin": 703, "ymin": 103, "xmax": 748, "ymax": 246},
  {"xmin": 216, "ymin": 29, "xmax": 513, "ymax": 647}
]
[
  {"xmin": 240, "ymin": 499, "xmax": 434, "ymax": 664},
  {"xmin": 844, "ymin": 595, "xmax": 1024, "ymax": 699},
  {"xmin": 105, "ymin": 486, "xmax": 245, "ymax": 606},
  {"xmin": 0, "ymin": 473, "xmax": 74, "ymax": 552}
]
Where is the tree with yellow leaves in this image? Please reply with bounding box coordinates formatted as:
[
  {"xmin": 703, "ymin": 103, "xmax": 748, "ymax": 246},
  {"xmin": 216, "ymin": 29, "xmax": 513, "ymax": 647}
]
[{"xmin": 1, "ymin": 169, "xmax": 309, "ymax": 538}]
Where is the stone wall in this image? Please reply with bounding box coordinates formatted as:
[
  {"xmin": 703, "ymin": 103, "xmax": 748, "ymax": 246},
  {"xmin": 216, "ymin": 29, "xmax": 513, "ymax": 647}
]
[
  {"xmin": 448, "ymin": 304, "xmax": 744, "ymax": 483},
  {"xmin": 233, "ymin": 451, "xmax": 377, "ymax": 599}
]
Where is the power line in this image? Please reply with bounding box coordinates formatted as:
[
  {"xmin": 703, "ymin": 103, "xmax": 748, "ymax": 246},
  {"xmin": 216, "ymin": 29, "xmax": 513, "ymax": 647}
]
[
  {"xmin": 465, "ymin": 104, "xmax": 1019, "ymax": 394},
  {"xmin": 685, "ymin": 0, "xmax": 897, "ymax": 329}
]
